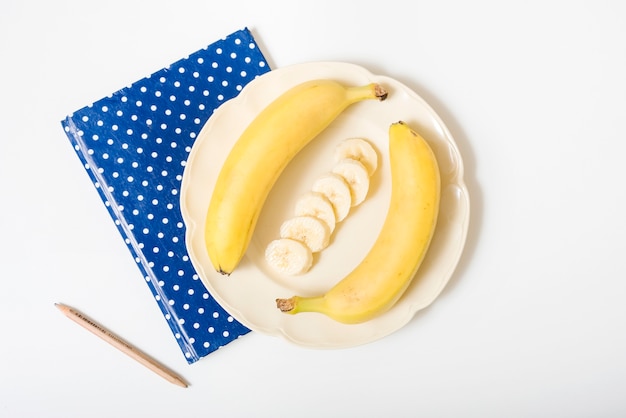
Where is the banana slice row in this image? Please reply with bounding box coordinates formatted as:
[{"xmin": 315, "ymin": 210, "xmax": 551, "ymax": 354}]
[{"xmin": 265, "ymin": 138, "xmax": 378, "ymax": 275}]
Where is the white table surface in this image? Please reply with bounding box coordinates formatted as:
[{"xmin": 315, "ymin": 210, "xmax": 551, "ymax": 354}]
[{"xmin": 2, "ymin": 1, "xmax": 625, "ymax": 417}]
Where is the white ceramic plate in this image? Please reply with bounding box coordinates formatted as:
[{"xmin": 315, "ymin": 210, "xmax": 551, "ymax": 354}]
[{"xmin": 180, "ymin": 62, "xmax": 470, "ymax": 348}]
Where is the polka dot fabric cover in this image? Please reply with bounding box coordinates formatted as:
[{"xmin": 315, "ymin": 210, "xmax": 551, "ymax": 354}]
[{"xmin": 61, "ymin": 28, "xmax": 270, "ymax": 363}]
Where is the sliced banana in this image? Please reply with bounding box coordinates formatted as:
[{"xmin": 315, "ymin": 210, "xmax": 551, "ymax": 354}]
[
  {"xmin": 264, "ymin": 238, "xmax": 313, "ymax": 275},
  {"xmin": 311, "ymin": 173, "xmax": 352, "ymax": 222},
  {"xmin": 279, "ymin": 215, "xmax": 330, "ymax": 253},
  {"xmin": 332, "ymin": 159, "xmax": 370, "ymax": 207},
  {"xmin": 294, "ymin": 191, "xmax": 336, "ymax": 234},
  {"xmin": 333, "ymin": 137, "xmax": 378, "ymax": 176}
]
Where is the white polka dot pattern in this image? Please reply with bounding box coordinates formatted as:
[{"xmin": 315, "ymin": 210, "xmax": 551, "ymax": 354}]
[{"xmin": 61, "ymin": 28, "xmax": 270, "ymax": 363}]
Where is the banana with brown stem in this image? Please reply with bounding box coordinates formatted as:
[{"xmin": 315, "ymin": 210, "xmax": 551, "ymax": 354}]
[
  {"xmin": 276, "ymin": 121, "xmax": 441, "ymax": 324},
  {"xmin": 204, "ymin": 79, "xmax": 387, "ymax": 275}
]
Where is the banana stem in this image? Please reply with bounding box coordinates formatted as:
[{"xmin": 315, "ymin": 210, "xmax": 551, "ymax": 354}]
[
  {"xmin": 276, "ymin": 296, "xmax": 326, "ymax": 315},
  {"xmin": 347, "ymin": 83, "xmax": 388, "ymax": 103},
  {"xmin": 276, "ymin": 297, "xmax": 296, "ymax": 313}
]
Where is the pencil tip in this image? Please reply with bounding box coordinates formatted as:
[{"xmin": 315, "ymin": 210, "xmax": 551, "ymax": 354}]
[{"xmin": 173, "ymin": 376, "xmax": 189, "ymax": 388}]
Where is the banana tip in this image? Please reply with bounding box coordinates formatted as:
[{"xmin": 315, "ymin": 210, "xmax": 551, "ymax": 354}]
[{"xmin": 217, "ymin": 267, "xmax": 231, "ymax": 276}]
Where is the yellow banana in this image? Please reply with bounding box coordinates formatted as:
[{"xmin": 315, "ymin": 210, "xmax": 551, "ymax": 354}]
[
  {"xmin": 276, "ymin": 121, "xmax": 440, "ymax": 324},
  {"xmin": 205, "ymin": 79, "xmax": 388, "ymax": 275}
]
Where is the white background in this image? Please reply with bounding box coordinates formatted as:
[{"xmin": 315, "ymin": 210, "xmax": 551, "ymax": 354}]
[{"xmin": 2, "ymin": 1, "xmax": 625, "ymax": 417}]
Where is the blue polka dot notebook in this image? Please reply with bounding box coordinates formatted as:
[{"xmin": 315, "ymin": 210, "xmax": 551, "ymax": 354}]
[{"xmin": 61, "ymin": 28, "xmax": 270, "ymax": 363}]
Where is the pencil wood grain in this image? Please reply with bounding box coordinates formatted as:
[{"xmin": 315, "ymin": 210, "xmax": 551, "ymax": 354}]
[{"xmin": 55, "ymin": 303, "xmax": 188, "ymax": 388}]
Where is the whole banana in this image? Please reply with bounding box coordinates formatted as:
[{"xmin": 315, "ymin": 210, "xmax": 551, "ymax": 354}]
[
  {"xmin": 276, "ymin": 121, "xmax": 441, "ymax": 324},
  {"xmin": 205, "ymin": 79, "xmax": 388, "ymax": 275}
]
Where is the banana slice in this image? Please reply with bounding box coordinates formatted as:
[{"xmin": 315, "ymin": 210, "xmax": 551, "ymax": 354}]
[
  {"xmin": 279, "ymin": 216, "xmax": 330, "ymax": 253},
  {"xmin": 311, "ymin": 173, "xmax": 352, "ymax": 222},
  {"xmin": 333, "ymin": 137, "xmax": 378, "ymax": 176},
  {"xmin": 265, "ymin": 238, "xmax": 313, "ymax": 275},
  {"xmin": 294, "ymin": 191, "xmax": 336, "ymax": 234},
  {"xmin": 332, "ymin": 159, "xmax": 370, "ymax": 207}
]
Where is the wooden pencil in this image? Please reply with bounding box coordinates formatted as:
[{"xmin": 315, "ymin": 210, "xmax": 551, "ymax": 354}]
[{"xmin": 55, "ymin": 303, "xmax": 188, "ymax": 388}]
